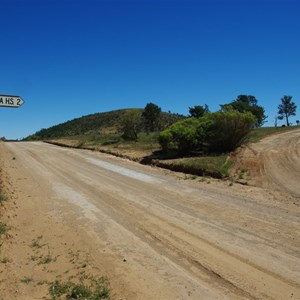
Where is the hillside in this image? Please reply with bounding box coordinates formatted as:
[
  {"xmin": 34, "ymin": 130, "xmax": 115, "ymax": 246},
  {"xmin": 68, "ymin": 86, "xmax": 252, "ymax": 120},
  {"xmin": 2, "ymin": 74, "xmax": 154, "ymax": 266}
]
[{"xmin": 25, "ymin": 109, "xmax": 184, "ymax": 140}]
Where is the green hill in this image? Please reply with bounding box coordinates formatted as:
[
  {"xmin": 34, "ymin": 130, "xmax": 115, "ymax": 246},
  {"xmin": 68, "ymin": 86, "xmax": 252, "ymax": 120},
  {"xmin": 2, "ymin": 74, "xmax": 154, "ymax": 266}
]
[{"xmin": 25, "ymin": 108, "xmax": 184, "ymax": 140}]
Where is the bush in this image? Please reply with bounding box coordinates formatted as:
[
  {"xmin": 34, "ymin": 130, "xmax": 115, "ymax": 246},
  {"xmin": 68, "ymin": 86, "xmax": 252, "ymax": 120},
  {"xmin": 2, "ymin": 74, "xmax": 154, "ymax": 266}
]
[
  {"xmin": 204, "ymin": 111, "xmax": 256, "ymax": 152},
  {"xmin": 159, "ymin": 118, "xmax": 204, "ymax": 154},
  {"xmin": 159, "ymin": 111, "xmax": 256, "ymax": 154}
]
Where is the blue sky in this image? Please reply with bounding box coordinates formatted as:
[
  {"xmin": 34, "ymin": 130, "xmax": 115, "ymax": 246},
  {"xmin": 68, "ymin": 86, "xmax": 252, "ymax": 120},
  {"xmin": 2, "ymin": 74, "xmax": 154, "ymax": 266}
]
[{"xmin": 0, "ymin": 0, "xmax": 299, "ymax": 139}]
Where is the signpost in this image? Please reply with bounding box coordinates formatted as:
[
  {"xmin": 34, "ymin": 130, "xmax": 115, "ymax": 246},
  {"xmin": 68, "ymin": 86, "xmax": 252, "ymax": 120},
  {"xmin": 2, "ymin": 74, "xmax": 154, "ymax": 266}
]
[{"xmin": 0, "ymin": 95, "xmax": 25, "ymax": 108}]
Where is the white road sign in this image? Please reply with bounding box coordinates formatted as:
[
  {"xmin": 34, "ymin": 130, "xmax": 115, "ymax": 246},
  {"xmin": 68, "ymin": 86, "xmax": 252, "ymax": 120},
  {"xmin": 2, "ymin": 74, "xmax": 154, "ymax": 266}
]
[{"xmin": 0, "ymin": 95, "xmax": 25, "ymax": 108}]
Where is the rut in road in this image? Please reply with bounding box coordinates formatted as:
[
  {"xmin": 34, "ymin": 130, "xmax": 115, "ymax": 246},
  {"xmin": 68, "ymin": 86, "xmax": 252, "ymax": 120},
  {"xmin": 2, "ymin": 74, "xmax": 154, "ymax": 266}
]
[{"xmin": 4, "ymin": 142, "xmax": 300, "ymax": 300}]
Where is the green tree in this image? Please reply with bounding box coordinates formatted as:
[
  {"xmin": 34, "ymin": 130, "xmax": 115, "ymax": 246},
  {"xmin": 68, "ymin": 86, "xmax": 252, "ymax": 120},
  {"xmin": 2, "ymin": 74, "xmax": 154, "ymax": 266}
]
[
  {"xmin": 188, "ymin": 104, "xmax": 209, "ymax": 118},
  {"xmin": 221, "ymin": 95, "xmax": 267, "ymax": 127},
  {"xmin": 278, "ymin": 95, "xmax": 297, "ymax": 126},
  {"xmin": 235, "ymin": 95, "xmax": 258, "ymax": 106},
  {"xmin": 119, "ymin": 110, "xmax": 142, "ymax": 141},
  {"xmin": 142, "ymin": 102, "xmax": 162, "ymax": 132}
]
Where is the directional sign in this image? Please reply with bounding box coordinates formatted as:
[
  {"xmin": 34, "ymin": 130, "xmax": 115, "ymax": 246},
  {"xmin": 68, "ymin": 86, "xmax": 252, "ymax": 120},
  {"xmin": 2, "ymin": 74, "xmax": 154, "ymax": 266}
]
[{"xmin": 0, "ymin": 95, "xmax": 25, "ymax": 108}]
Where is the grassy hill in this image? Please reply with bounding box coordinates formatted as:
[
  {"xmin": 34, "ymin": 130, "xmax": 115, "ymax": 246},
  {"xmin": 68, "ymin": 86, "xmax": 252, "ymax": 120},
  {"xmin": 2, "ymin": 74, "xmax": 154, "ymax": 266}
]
[{"xmin": 25, "ymin": 108, "xmax": 184, "ymax": 141}]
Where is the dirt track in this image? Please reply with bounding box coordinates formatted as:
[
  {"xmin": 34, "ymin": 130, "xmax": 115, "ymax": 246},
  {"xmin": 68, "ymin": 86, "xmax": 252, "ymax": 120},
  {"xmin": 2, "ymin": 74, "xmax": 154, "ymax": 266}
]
[
  {"xmin": 236, "ymin": 128, "xmax": 300, "ymax": 198},
  {"xmin": 0, "ymin": 138, "xmax": 300, "ymax": 299}
]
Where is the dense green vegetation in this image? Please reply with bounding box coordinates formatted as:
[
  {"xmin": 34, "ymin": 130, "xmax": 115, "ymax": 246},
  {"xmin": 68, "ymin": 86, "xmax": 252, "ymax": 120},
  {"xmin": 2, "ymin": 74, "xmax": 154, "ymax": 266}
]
[
  {"xmin": 159, "ymin": 111, "xmax": 256, "ymax": 154},
  {"xmin": 221, "ymin": 95, "xmax": 267, "ymax": 127}
]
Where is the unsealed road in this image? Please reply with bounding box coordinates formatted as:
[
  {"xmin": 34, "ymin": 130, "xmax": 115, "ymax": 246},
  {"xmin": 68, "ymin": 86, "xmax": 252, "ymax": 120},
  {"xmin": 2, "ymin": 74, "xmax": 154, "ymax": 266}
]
[
  {"xmin": 247, "ymin": 128, "xmax": 300, "ymax": 198},
  {"xmin": 1, "ymin": 141, "xmax": 300, "ymax": 299}
]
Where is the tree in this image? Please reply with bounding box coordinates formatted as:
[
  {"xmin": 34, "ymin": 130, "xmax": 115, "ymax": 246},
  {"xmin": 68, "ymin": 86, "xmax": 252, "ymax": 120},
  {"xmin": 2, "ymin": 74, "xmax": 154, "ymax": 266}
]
[
  {"xmin": 119, "ymin": 110, "xmax": 142, "ymax": 141},
  {"xmin": 235, "ymin": 94, "xmax": 258, "ymax": 106},
  {"xmin": 142, "ymin": 102, "xmax": 161, "ymax": 132},
  {"xmin": 221, "ymin": 95, "xmax": 267, "ymax": 127},
  {"xmin": 278, "ymin": 96, "xmax": 297, "ymax": 126},
  {"xmin": 188, "ymin": 104, "xmax": 209, "ymax": 118}
]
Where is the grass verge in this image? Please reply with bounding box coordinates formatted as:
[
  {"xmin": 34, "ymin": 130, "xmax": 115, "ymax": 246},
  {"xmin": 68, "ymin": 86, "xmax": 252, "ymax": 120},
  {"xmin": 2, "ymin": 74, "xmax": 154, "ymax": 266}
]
[
  {"xmin": 164, "ymin": 155, "xmax": 233, "ymax": 178},
  {"xmin": 247, "ymin": 126, "xmax": 299, "ymax": 143}
]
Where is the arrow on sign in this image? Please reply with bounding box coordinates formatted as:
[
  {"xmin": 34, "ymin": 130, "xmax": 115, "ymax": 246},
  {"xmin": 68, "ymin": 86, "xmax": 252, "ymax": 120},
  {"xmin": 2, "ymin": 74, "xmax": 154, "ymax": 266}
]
[{"xmin": 0, "ymin": 95, "xmax": 25, "ymax": 108}]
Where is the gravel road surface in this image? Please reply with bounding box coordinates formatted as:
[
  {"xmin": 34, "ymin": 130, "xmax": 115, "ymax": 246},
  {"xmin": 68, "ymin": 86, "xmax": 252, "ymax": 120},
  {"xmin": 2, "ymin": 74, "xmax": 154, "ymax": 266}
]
[{"xmin": 1, "ymin": 141, "xmax": 299, "ymax": 299}]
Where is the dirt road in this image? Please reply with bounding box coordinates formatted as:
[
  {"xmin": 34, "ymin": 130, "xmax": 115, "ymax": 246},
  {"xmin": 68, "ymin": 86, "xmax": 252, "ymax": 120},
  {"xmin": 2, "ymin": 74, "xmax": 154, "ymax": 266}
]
[
  {"xmin": 0, "ymin": 141, "xmax": 299, "ymax": 299},
  {"xmin": 238, "ymin": 129, "xmax": 300, "ymax": 198}
]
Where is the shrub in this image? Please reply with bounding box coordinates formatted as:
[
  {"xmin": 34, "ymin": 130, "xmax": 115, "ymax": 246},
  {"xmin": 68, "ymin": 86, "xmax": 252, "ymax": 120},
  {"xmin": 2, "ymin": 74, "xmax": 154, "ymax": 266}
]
[
  {"xmin": 159, "ymin": 118, "xmax": 204, "ymax": 154},
  {"xmin": 204, "ymin": 111, "xmax": 256, "ymax": 152},
  {"xmin": 158, "ymin": 130, "xmax": 175, "ymax": 152},
  {"xmin": 159, "ymin": 111, "xmax": 256, "ymax": 154}
]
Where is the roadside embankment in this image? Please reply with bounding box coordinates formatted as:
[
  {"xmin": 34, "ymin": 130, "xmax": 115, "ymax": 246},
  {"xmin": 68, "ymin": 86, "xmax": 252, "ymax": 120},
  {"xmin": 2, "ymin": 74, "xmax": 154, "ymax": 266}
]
[{"xmin": 44, "ymin": 139, "xmax": 227, "ymax": 179}]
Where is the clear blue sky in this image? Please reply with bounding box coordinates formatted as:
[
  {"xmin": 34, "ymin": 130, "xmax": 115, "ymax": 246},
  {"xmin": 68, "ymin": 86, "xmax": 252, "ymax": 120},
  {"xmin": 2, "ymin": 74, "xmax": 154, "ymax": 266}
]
[{"xmin": 1, "ymin": 0, "xmax": 299, "ymax": 139}]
